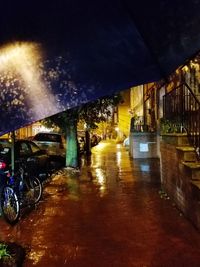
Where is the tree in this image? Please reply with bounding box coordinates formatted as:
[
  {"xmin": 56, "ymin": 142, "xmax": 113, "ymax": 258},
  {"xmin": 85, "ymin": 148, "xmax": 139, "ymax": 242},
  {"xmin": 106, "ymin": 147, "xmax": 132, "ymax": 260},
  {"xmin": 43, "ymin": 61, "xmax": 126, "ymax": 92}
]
[
  {"xmin": 41, "ymin": 107, "xmax": 80, "ymax": 168},
  {"xmin": 41, "ymin": 94, "xmax": 122, "ymax": 168}
]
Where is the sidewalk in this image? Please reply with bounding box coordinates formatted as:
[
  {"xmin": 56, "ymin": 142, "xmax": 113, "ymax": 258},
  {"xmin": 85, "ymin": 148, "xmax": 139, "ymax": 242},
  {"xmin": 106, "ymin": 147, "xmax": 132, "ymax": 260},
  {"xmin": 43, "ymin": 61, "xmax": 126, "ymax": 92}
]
[{"xmin": 1, "ymin": 140, "xmax": 200, "ymax": 267}]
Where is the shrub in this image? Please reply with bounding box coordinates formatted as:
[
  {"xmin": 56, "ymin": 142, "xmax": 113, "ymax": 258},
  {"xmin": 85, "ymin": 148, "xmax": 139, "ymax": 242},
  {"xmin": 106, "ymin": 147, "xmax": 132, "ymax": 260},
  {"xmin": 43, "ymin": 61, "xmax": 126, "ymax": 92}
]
[{"xmin": 0, "ymin": 243, "xmax": 11, "ymax": 260}]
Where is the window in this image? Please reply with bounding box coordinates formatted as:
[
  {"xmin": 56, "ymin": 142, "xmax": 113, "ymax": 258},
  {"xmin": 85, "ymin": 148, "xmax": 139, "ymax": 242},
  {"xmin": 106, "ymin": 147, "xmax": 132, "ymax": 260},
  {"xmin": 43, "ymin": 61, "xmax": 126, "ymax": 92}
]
[
  {"xmin": 34, "ymin": 133, "xmax": 61, "ymax": 143},
  {"xmin": 19, "ymin": 142, "xmax": 31, "ymax": 156},
  {"xmin": 30, "ymin": 142, "xmax": 41, "ymax": 153}
]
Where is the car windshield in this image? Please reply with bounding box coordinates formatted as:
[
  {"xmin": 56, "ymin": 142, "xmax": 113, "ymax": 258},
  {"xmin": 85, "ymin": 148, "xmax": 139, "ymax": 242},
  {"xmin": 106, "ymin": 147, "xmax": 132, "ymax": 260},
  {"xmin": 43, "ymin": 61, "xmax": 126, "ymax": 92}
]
[
  {"xmin": 0, "ymin": 139, "xmax": 11, "ymax": 147},
  {"xmin": 0, "ymin": 140, "xmax": 11, "ymax": 154},
  {"xmin": 34, "ymin": 133, "xmax": 61, "ymax": 143},
  {"xmin": 30, "ymin": 142, "xmax": 41, "ymax": 153}
]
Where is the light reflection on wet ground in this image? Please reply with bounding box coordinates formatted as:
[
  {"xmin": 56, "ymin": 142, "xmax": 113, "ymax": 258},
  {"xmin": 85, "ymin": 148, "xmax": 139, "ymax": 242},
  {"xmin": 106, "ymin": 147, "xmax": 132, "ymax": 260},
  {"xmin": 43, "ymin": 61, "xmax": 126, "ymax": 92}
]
[{"xmin": 1, "ymin": 140, "xmax": 200, "ymax": 266}]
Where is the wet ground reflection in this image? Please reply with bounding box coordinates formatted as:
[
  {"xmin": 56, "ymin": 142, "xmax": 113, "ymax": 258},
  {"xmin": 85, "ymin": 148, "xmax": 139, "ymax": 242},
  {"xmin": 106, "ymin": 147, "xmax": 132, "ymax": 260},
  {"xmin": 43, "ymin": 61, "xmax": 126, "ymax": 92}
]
[{"xmin": 1, "ymin": 140, "xmax": 200, "ymax": 266}]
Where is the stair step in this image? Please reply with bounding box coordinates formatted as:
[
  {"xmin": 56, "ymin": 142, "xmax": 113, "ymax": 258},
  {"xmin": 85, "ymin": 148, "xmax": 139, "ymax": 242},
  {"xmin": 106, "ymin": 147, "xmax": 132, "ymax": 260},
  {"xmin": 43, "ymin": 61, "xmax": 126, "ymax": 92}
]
[
  {"xmin": 183, "ymin": 162, "xmax": 200, "ymax": 169},
  {"xmin": 176, "ymin": 146, "xmax": 197, "ymax": 162},
  {"xmin": 191, "ymin": 180, "xmax": 200, "ymax": 201},
  {"xmin": 176, "ymin": 146, "xmax": 195, "ymax": 152},
  {"xmin": 191, "ymin": 180, "xmax": 200, "ymax": 189},
  {"xmin": 183, "ymin": 162, "xmax": 200, "ymax": 180}
]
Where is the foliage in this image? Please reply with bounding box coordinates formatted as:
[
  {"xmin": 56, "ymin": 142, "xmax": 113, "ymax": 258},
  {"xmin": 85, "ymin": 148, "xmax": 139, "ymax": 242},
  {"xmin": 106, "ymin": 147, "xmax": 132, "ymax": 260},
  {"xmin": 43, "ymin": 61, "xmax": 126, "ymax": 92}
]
[
  {"xmin": 0, "ymin": 243, "xmax": 11, "ymax": 260},
  {"xmin": 41, "ymin": 108, "xmax": 79, "ymax": 136},
  {"xmin": 41, "ymin": 93, "xmax": 123, "ymax": 168},
  {"xmin": 79, "ymin": 94, "xmax": 122, "ymax": 129},
  {"xmin": 160, "ymin": 118, "xmax": 184, "ymax": 134},
  {"xmin": 41, "ymin": 93, "xmax": 123, "ymax": 134}
]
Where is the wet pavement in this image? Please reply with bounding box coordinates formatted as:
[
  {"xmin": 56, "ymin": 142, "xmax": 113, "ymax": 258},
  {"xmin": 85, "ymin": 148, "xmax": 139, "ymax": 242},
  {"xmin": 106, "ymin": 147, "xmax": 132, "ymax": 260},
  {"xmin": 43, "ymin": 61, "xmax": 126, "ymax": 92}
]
[{"xmin": 1, "ymin": 140, "xmax": 200, "ymax": 266}]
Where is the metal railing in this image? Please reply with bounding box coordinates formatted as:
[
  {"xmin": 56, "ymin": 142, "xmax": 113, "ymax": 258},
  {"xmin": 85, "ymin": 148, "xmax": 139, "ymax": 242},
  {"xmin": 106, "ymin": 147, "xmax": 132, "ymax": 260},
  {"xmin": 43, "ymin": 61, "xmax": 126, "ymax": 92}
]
[{"xmin": 163, "ymin": 83, "xmax": 200, "ymax": 158}]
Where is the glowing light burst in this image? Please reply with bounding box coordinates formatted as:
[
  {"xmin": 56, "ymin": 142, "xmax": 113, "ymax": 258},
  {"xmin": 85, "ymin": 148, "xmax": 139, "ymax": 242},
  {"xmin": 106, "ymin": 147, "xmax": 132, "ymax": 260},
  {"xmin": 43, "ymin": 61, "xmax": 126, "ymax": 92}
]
[
  {"xmin": 95, "ymin": 168, "xmax": 107, "ymax": 196},
  {"xmin": 0, "ymin": 41, "xmax": 94, "ymax": 135},
  {"xmin": 116, "ymin": 151, "xmax": 121, "ymax": 165},
  {"xmin": 0, "ymin": 42, "xmax": 57, "ymax": 120}
]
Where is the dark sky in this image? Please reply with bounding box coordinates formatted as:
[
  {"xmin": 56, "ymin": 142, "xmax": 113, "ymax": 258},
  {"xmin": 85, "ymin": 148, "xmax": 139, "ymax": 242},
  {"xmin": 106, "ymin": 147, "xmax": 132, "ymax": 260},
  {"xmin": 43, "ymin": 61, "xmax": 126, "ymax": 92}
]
[
  {"xmin": 1, "ymin": 0, "xmax": 200, "ymax": 75},
  {"xmin": 1, "ymin": 0, "xmax": 200, "ymax": 134}
]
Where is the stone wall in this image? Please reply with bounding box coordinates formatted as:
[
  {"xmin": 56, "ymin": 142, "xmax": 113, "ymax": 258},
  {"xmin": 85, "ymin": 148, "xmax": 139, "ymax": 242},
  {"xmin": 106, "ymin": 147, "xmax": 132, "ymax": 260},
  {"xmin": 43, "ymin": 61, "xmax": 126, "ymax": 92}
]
[{"xmin": 129, "ymin": 132, "xmax": 159, "ymax": 158}]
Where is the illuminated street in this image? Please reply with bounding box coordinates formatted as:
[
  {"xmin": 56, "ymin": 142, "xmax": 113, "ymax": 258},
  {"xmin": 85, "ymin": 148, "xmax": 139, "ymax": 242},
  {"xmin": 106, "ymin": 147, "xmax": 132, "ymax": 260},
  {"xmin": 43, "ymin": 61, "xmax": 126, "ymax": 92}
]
[{"xmin": 1, "ymin": 140, "xmax": 200, "ymax": 266}]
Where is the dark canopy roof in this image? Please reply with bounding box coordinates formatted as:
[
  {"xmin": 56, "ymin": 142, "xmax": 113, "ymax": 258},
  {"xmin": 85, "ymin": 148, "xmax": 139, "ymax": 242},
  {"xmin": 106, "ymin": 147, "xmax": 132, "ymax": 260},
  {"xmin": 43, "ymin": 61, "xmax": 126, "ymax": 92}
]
[{"xmin": 0, "ymin": 0, "xmax": 200, "ymax": 135}]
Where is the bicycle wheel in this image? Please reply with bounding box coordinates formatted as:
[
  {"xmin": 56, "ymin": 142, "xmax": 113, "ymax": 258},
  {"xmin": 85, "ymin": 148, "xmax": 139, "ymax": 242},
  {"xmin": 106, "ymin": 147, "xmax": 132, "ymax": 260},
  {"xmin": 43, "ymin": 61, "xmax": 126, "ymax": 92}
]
[
  {"xmin": 25, "ymin": 176, "xmax": 42, "ymax": 205},
  {"xmin": 0, "ymin": 186, "xmax": 20, "ymax": 225}
]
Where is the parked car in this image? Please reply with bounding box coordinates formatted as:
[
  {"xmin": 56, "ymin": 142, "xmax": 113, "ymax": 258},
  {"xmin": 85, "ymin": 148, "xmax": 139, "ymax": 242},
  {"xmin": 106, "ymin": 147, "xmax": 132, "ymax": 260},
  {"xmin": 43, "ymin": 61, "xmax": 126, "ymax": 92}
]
[
  {"xmin": 0, "ymin": 139, "xmax": 51, "ymax": 182},
  {"xmin": 32, "ymin": 132, "xmax": 66, "ymax": 157},
  {"xmin": 0, "ymin": 138, "xmax": 12, "ymax": 150}
]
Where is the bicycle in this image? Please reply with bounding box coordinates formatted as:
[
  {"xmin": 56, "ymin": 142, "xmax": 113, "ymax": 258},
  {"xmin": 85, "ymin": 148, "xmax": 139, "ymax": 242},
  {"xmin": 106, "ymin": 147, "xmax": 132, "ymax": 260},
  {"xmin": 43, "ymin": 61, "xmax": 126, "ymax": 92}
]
[{"xmin": 0, "ymin": 160, "xmax": 43, "ymax": 225}]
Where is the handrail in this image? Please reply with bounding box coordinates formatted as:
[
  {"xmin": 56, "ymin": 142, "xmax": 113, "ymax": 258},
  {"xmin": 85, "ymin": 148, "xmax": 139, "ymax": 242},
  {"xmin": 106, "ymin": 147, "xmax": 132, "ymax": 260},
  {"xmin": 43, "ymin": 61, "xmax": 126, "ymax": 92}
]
[
  {"xmin": 164, "ymin": 83, "xmax": 200, "ymax": 104},
  {"xmin": 184, "ymin": 83, "xmax": 200, "ymax": 105},
  {"xmin": 163, "ymin": 83, "xmax": 200, "ymax": 159}
]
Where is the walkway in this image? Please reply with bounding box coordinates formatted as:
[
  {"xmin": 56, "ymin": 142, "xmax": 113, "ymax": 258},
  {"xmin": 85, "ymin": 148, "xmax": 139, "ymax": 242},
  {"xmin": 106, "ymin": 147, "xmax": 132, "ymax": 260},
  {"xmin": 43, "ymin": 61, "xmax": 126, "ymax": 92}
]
[{"xmin": 1, "ymin": 140, "xmax": 200, "ymax": 267}]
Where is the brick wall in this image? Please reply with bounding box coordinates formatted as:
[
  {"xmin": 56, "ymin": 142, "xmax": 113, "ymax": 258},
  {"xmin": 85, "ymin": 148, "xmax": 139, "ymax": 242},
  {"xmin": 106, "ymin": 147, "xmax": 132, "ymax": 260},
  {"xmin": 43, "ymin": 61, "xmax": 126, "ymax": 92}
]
[{"xmin": 160, "ymin": 135, "xmax": 200, "ymax": 230}]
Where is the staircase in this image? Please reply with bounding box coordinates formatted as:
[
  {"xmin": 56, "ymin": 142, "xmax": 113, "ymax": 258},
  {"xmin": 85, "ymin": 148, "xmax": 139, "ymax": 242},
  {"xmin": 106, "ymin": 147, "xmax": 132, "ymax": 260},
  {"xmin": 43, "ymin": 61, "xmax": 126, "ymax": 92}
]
[
  {"xmin": 163, "ymin": 83, "xmax": 200, "ymax": 207},
  {"xmin": 160, "ymin": 79, "xmax": 200, "ymax": 228},
  {"xmin": 176, "ymin": 147, "xmax": 200, "ymax": 188},
  {"xmin": 163, "ymin": 82, "xmax": 200, "ymax": 160}
]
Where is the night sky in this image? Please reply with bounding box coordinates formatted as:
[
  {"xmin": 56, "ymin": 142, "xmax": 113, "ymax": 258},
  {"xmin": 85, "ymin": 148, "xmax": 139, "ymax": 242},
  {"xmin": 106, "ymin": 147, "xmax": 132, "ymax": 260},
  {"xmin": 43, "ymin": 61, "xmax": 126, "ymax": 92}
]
[
  {"xmin": 0, "ymin": 0, "xmax": 200, "ymax": 134},
  {"xmin": 1, "ymin": 0, "xmax": 200, "ymax": 84}
]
